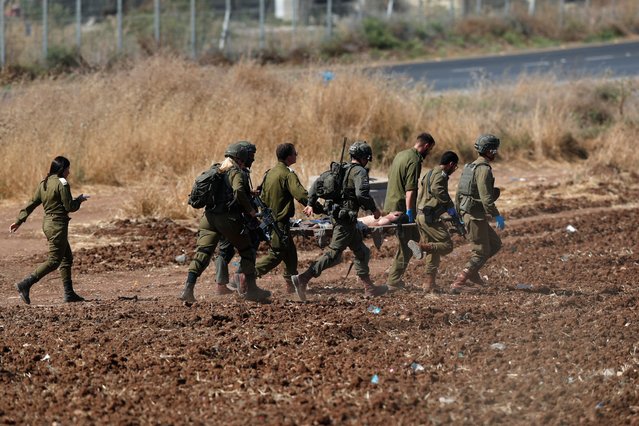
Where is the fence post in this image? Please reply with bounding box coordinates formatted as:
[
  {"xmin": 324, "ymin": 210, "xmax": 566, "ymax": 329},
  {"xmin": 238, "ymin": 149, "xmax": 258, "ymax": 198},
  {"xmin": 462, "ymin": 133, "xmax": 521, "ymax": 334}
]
[
  {"xmin": 326, "ymin": 0, "xmax": 332, "ymax": 38},
  {"xmin": 386, "ymin": 0, "xmax": 394, "ymax": 19},
  {"xmin": 76, "ymin": 0, "xmax": 81, "ymax": 48},
  {"xmin": 219, "ymin": 0, "xmax": 231, "ymax": 51},
  {"xmin": 42, "ymin": 0, "xmax": 48, "ymax": 60},
  {"xmin": 259, "ymin": 0, "xmax": 265, "ymax": 49},
  {"xmin": 117, "ymin": 0, "xmax": 122, "ymax": 52},
  {"xmin": 528, "ymin": 0, "xmax": 535, "ymax": 16},
  {"xmin": 504, "ymin": 0, "xmax": 510, "ymax": 16},
  {"xmin": 292, "ymin": 0, "xmax": 297, "ymax": 32},
  {"xmin": 190, "ymin": 0, "xmax": 196, "ymax": 58},
  {"xmin": 558, "ymin": 0, "xmax": 564, "ymax": 29},
  {"xmin": 154, "ymin": 0, "xmax": 160, "ymax": 45},
  {"xmin": 0, "ymin": 0, "xmax": 5, "ymax": 67},
  {"xmin": 476, "ymin": 0, "xmax": 481, "ymax": 15}
]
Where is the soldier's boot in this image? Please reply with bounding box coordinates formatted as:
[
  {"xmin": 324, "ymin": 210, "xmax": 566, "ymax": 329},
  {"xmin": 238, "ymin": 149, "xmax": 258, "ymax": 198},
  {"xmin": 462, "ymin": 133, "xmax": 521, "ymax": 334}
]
[
  {"xmin": 63, "ymin": 280, "xmax": 85, "ymax": 303},
  {"xmin": 450, "ymin": 269, "xmax": 478, "ymax": 294},
  {"xmin": 407, "ymin": 240, "xmax": 432, "ymax": 260},
  {"xmin": 360, "ymin": 274, "xmax": 388, "ymax": 297},
  {"xmin": 215, "ymin": 282, "xmax": 234, "ymax": 296},
  {"xmin": 284, "ymin": 277, "xmax": 296, "ymax": 295},
  {"xmin": 467, "ymin": 270, "xmax": 486, "ymax": 286},
  {"xmin": 232, "ymin": 273, "xmax": 247, "ymax": 296},
  {"xmin": 243, "ymin": 275, "xmax": 271, "ymax": 302},
  {"xmin": 423, "ymin": 272, "xmax": 437, "ymax": 293},
  {"xmin": 291, "ymin": 268, "xmax": 313, "ymax": 302},
  {"xmin": 179, "ymin": 280, "xmax": 197, "ymax": 303},
  {"xmin": 16, "ymin": 275, "xmax": 38, "ymax": 305}
]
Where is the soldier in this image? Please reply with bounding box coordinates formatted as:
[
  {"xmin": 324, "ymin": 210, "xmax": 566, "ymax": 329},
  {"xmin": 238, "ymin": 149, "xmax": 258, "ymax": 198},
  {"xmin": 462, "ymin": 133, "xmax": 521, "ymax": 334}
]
[
  {"xmin": 254, "ymin": 143, "xmax": 309, "ymax": 294},
  {"xmin": 10, "ymin": 156, "xmax": 89, "ymax": 305},
  {"xmin": 450, "ymin": 134, "xmax": 505, "ymax": 293},
  {"xmin": 408, "ymin": 151, "xmax": 460, "ymax": 292},
  {"xmin": 179, "ymin": 142, "xmax": 271, "ymax": 303},
  {"xmin": 214, "ymin": 141, "xmax": 258, "ymax": 296},
  {"xmin": 383, "ymin": 132, "xmax": 436, "ymax": 290},
  {"xmin": 291, "ymin": 141, "xmax": 388, "ymax": 300}
]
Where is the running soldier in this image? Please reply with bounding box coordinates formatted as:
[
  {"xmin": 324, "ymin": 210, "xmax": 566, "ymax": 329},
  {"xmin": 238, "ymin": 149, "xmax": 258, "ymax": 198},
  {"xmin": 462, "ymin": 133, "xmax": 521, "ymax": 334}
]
[
  {"xmin": 180, "ymin": 142, "xmax": 271, "ymax": 303},
  {"xmin": 383, "ymin": 132, "xmax": 436, "ymax": 290},
  {"xmin": 408, "ymin": 151, "xmax": 460, "ymax": 292},
  {"xmin": 255, "ymin": 143, "xmax": 309, "ymax": 294},
  {"xmin": 291, "ymin": 141, "xmax": 388, "ymax": 300},
  {"xmin": 11, "ymin": 156, "xmax": 89, "ymax": 304},
  {"xmin": 450, "ymin": 134, "xmax": 505, "ymax": 293}
]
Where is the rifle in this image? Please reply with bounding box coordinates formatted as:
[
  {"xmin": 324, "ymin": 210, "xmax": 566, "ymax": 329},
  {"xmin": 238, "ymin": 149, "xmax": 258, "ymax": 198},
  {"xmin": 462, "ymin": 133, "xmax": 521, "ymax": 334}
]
[
  {"xmin": 252, "ymin": 195, "xmax": 288, "ymax": 244},
  {"xmin": 443, "ymin": 215, "xmax": 467, "ymax": 238}
]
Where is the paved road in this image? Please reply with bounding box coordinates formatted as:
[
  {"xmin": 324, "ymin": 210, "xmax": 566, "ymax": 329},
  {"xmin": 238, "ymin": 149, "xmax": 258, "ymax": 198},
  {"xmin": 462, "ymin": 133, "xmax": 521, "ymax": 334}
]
[{"xmin": 379, "ymin": 40, "xmax": 639, "ymax": 91}]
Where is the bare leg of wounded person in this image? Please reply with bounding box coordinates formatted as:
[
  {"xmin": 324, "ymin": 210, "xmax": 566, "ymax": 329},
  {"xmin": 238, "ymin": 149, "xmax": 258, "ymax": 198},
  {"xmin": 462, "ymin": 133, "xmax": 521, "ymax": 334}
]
[{"xmin": 358, "ymin": 211, "xmax": 403, "ymax": 227}]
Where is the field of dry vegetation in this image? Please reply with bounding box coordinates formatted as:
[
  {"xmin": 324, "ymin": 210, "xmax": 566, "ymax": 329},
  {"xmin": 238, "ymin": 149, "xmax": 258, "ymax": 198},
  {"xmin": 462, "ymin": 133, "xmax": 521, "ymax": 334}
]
[{"xmin": 1, "ymin": 56, "xmax": 638, "ymax": 218}]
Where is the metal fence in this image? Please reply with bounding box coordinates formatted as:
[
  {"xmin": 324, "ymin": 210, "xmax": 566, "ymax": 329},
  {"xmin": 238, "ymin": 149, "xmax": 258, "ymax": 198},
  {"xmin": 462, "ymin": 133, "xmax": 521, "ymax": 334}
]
[{"xmin": 0, "ymin": 0, "xmax": 630, "ymax": 67}]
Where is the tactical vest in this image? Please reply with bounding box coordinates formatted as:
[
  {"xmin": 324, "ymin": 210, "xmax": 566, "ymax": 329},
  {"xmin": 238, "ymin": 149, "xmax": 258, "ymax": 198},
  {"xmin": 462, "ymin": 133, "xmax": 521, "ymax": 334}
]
[{"xmin": 457, "ymin": 162, "xmax": 490, "ymax": 213}]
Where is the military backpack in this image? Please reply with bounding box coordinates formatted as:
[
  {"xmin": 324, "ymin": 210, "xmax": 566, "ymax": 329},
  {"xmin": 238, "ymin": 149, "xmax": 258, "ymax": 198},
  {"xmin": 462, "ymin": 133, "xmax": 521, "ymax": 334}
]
[
  {"xmin": 310, "ymin": 162, "xmax": 356, "ymax": 202},
  {"xmin": 187, "ymin": 163, "xmax": 229, "ymax": 210}
]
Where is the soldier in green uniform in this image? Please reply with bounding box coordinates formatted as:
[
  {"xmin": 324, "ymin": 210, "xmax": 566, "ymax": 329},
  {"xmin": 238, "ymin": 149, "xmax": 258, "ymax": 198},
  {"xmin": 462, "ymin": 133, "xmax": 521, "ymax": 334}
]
[
  {"xmin": 408, "ymin": 151, "xmax": 460, "ymax": 292},
  {"xmin": 11, "ymin": 156, "xmax": 89, "ymax": 305},
  {"xmin": 254, "ymin": 143, "xmax": 309, "ymax": 294},
  {"xmin": 214, "ymin": 141, "xmax": 258, "ymax": 296},
  {"xmin": 179, "ymin": 143, "xmax": 271, "ymax": 303},
  {"xmin": 450, "ymin": 134, "xmax": 505, "ymax": 293},
  {"xmin": 291, "ymin": 141, "xmax": 388, "ymax": 300},
  {"xmin": 383, "ymin": 132, "xmax": 436, "ymax": 290}
]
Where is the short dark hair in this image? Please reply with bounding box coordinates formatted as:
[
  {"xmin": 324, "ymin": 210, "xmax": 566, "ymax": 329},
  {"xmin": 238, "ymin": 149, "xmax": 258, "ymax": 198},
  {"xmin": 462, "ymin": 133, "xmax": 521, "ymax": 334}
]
[
  {"xmin": 276, "ymin": 143, "xmax": 296, "ymax": 161},
  {"xmin": 440, "ymin": 151, "xmax": 459, "ymax": 165},
  {"xmin": 416, "ymin": 132, "xmax": 435, "ymax": 145}
]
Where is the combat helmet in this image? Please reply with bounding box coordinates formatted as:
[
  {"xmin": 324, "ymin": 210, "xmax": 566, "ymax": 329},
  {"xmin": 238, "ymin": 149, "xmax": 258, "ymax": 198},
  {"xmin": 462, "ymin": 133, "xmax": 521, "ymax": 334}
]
[
  {"xmin": 474, "ymin": 134, "xmax": 500, "ymax": 155},
  {"xmin": 224, "ymin": 142, "xmax": 250, "ymax": 164},
  {"xmin": 237, "ymin": 140, "xmax": 256, "ymax": 167},
  {"xmin": 349, "ymin": 140, "xmax": 373, "ymax": 161}
]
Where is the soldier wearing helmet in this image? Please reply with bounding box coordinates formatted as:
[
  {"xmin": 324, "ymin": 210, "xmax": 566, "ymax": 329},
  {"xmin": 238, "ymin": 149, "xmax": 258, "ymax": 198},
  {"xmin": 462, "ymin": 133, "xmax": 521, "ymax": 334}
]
[
  {"xmin": 291, "ymin": 140, "xmax": 388, "ymax": 300},
  {"xmin": 214, "ymin": 141, "xmax": 261, "ymax": 295},
  {"xmin": 180, "ymin": 141, "xmax": 271, "ymax": 303},
  {"xmin": 383, "ymin": 132, "xmax": 436, "ymax": 291},
  {"xmin": 450, "ymin": 134, "xmax": 504, "ymax": 293}
]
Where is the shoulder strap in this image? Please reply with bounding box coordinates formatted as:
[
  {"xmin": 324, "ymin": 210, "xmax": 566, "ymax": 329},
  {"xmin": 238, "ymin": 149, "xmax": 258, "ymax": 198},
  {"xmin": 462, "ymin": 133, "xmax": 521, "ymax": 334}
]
[
  {"xmin": 257, "ymin": 168, "xmax": 271, "ymax": 193},
  {"xmin": 425, "ymin": 169, "xmax": 434, "ymax": 197}
]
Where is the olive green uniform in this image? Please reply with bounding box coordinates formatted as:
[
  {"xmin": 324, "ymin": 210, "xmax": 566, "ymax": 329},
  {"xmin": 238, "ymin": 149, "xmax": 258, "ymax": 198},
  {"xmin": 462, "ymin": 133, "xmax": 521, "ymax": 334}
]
[
  {"xmin": 307, "ymin": 164, "xmax": 377, "ymax": 277},
  {"xmin": 383, "ymin": 148, "xmax": 424, "ymax": 286},
  {"xmin": 455, "ymin": 157, "xmax": 502, "ymax": 273},
  {"xmin": 416, "ymin": 167, "xmax": 454, "ymax": 274},
  {"xmin": 255, "ymin": 162, "xmax": 309, "ymax": 279},
  {"xmin": 15, "ymin": 176, "xmax": 83, "ymax": 285},
  {"xmin": 188, "ymin": 163, "xmax": 257, "ymax": 279}
]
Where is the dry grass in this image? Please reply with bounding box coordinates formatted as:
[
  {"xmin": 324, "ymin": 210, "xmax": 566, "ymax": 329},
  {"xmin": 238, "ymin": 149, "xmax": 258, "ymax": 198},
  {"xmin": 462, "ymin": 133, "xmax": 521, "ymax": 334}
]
[{"xmin": 1, "ymin": 56, "xmax": 637, "ymax": 218}]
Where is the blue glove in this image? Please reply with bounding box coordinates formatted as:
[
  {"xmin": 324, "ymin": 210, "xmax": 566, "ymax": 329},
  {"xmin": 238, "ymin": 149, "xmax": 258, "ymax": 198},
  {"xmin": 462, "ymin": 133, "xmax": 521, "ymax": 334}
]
[
  {"xmin": 406, "ymin": 209, "xmax": 416, "ymax": 223},
  {"xmin": 495, "ymin": 215, "xmax": 505, "ymax": 230},
  {"xmin": 447, "ymin": 208, "xmax": 458, "ymax": 217}
]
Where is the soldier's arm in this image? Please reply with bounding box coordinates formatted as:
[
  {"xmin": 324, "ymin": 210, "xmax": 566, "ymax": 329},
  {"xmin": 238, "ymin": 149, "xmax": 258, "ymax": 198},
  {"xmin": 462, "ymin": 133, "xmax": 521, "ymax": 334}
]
[
  {"xmin": 476, "ymin": 167, "xmax": 500, "ymax": 217},
  {"xmin": 230, "ymin": 169, "xmax": 257, "ymax": 215},
  {"xmin": 60, "ymin": 179, "xmax": 83, "ymax": 213},
  {"xmin": 15, "ymin": 186, "xmax": 43, "ymax": 224},
  {"xmin": 432, "ymin": 173, "xmax": 454, "ymax": 210},
  {"xmin": 353, "ymin": 167, "xmax": 378, "ymax": 212},
  {"xmin": 286, "ymin": 172, "xmax": 309, "ymax": 206}
]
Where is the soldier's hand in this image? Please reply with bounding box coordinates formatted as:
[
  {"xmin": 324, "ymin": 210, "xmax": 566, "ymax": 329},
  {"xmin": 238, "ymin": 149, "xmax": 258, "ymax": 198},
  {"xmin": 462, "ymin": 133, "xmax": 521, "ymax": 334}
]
[
  {"xmin": 77, "ymin": 194, "xmax": 91, "ymax": 202},
  {"xmin": 9, "ymin": 222, "xmax": 20, "ymax": 233},
  {"xmin": 373, "ymin": 209, "xmax": 382, "ymax": 220},
  {"xmin": 495, "ymin": 215, "xmax": 505, "ymax": 230},
  {"xmin": 303, "ymin": 205, "xmax": 314, "ymax": 217},
  {"xmin": 248, "ymin": 210, "xmax": 258, "ymax": 219}
]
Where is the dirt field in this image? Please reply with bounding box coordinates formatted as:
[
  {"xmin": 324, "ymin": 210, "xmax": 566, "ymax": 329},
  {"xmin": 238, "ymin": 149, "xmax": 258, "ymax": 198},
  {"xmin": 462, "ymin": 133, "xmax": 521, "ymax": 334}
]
[{"xmin": 1, "ymin": 163, "xmax": 638, "ymax": 424}]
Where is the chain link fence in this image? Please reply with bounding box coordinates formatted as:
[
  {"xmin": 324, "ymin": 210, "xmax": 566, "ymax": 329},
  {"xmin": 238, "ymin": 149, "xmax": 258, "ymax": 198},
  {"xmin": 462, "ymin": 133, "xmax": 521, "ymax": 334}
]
[{"xmin": 0, "ymin": 0, "xmax": 633, "ymax": 67}]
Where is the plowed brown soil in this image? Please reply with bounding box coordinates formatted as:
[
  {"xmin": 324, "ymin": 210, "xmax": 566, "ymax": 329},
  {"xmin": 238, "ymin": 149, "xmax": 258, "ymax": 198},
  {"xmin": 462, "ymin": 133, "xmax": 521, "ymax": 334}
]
[{"xmin": 1, "ymin": 164, "xmax": 638, "ymax": 425}]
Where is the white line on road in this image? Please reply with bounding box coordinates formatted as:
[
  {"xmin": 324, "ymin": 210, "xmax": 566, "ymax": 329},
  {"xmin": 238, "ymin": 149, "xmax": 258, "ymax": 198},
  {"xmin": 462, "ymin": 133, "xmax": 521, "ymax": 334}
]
[
  {"xmin": 452, "ymin": 67, "xmax": 484, "ymax": 73},
  {"xmin": 585, "ymin": 55, "xmax": 614, "ymax": 62},
  {"xmin": 524, "ymin": 61, "xmax": 550, "ymax": 67}
]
